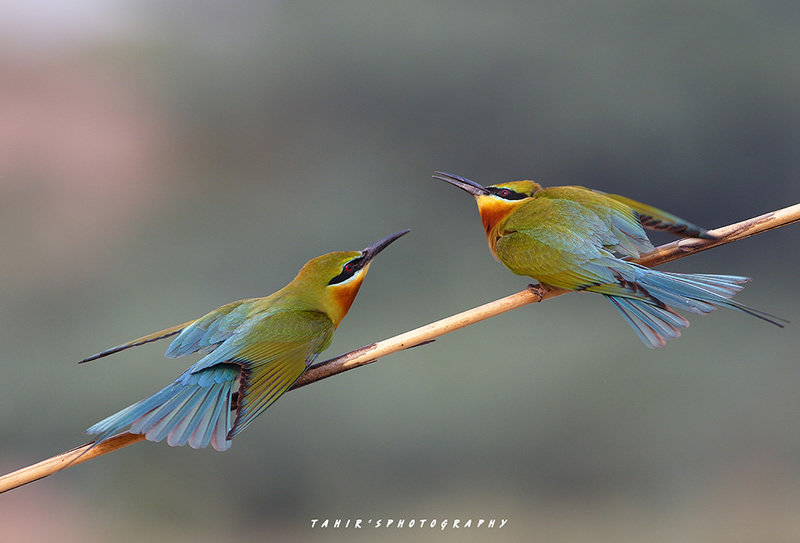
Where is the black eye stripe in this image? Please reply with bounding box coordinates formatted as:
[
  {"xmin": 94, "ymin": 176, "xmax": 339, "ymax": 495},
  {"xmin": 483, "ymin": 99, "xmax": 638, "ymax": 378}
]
[
  {"xmin": 328, "ymin": 257, "xmax": 366, "ymax": 285},
  {"xmin": 488, "ymin": 186, "xmax": 528, "ymax": 200}
]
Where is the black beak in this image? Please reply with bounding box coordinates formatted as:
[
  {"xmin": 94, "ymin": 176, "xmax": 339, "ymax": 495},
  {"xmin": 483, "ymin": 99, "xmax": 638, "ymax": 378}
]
[
  {"xmin": 361, "ymin": 229, "xmax": 410, "ymax": 262},
  {"xmin": 432, "ymin": 171, "xmax": 489, "ymax": 197}
]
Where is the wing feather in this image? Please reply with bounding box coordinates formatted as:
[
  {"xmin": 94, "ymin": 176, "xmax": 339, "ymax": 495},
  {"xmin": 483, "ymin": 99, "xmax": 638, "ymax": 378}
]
[
  {"xmin": 86, "ymin": 308, "xmax": 335, "ymax": 450},
  {"xmin": 601, "ymin": 192, "xmax": 713, "ymax": 239}
]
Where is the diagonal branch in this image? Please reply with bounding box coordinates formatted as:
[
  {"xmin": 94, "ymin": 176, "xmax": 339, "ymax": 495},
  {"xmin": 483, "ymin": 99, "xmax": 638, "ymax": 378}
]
[{"xmin": 2, "ymin": 202, "xmax": 798, "ymax": 494}]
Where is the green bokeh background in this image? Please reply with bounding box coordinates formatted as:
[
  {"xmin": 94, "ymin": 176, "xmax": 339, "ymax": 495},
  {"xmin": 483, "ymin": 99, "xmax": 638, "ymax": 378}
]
[{"xmin": 1, "ymin": 2, "xmax": 798, "ymax": 541}]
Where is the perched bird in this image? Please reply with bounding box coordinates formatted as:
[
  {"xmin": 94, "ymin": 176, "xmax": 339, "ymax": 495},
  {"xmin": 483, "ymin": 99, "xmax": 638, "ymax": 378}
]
[
  {"xmin": 82, "ymin": 230, "xmax": 409, "ymax": 451},
  {"xmin": 434, "ymin": 172, "xmax": 784, "ymax": 348}
]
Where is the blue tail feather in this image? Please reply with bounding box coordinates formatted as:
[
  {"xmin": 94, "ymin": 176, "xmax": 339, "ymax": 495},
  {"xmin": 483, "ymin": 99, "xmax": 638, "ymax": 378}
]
[
  {"xmin": 169, "ymin": 382, "xmax": 225, "ymax": 447},
  {"xmin": 636, "ymin": 267, "xmax": 786, "ymax": 326},
  {"xmin": 132, "ymin": 387, "xmax": 199, "ymax": 439},
  {"xmin": 86, "ymin": 364, "xmax": 239, "ymax": 451},
  {"xmin": 600, "ymin": 265, "xmax": 785, "ymax": 348},
  {"xmin": 606, "ymin": 295, "xmax": 689, "ymax": 348}
]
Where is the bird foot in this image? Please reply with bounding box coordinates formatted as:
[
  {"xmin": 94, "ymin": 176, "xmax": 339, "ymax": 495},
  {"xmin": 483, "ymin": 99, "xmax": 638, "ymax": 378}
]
[{"xmin": 526, "ymin": 283, "xmax": 548, "ymax": 300}]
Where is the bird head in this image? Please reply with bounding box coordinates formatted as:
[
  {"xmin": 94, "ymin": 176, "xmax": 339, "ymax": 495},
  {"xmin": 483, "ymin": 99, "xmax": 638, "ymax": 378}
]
[
  {"xmin": 433, "ymin": 172, "xmax": 541, "ymax": 236},
  {"xmin": 291, "ymin": 229, "xmax": 409, "ymax": 326}
]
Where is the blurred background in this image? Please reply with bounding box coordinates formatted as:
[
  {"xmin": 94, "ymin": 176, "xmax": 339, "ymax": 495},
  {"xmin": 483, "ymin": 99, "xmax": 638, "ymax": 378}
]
[{"xmin": 1, "ymin": 1, "xmax": 798, "ymax": 541}]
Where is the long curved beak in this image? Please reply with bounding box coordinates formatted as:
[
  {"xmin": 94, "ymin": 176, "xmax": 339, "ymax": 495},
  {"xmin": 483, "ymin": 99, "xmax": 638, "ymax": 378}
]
[
  {"xmin": 362, "ymin": 229, "xmax": 410, "ymax": 262},
  {"xmin": 432, "ymin": 171, "xmax": 489, "ymax": 197}
]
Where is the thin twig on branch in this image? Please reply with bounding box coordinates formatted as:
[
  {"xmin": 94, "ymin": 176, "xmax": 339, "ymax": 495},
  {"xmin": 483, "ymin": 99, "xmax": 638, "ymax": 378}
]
[{"xmin": 1, "ymin": 202, "xmax": 798, "ymax": 494}]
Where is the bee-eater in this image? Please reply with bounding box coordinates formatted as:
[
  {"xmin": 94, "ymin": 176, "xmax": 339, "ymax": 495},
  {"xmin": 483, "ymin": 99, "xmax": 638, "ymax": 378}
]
[
  {"xmin": 434, "ymin": 172, "xmax": 784, "ymax": 348},
  {"xmin": 82, "ymin": 230, "xmax": 409, "ymax": 451}
]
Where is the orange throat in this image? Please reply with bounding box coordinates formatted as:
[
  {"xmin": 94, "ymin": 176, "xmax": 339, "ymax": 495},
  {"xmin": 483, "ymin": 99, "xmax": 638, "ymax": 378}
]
[
  {"xmin": 327, "ymin": 275, "xmax": 366, "ymax": 327},
  {"xmin": 475, "ymin": 197, "xmax": 520, "ymax": 257}
]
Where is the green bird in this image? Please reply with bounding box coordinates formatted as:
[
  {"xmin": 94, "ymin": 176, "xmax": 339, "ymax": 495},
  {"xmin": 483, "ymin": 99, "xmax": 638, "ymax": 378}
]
[
  {"xmin": 82, "ymin": 230, "xmax": 409, "ymax": 450},
  {"xmin": 434, "ymin": 172, "xmax": 784, "ymax": 348}
]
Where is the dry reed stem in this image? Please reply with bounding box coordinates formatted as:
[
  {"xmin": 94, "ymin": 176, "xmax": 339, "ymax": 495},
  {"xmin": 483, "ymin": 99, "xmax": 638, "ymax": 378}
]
[{"xmin": 2, "ymin": 202, "xmax": 798, "ymax": 494}]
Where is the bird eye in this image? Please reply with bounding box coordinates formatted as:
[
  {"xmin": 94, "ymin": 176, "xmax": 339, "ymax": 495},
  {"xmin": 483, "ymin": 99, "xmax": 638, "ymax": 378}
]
[
  {"xmin": 498, "ymin": 189, "xmax": 510, "ymax": 197},
  {"xmin": 344, "ymin": 262, "xmax": 354, "ymax": 272}
]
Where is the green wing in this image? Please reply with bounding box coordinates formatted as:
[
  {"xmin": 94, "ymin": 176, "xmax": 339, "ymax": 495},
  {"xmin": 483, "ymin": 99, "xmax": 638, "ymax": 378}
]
[
  {"xmin": 164, "ymin": 298, "xmax": 261, "ymax": 358},
  {"xmin": 184, "ymin": 308, "xmax": 335, "ymax": 437},
  {"xmin": 497, "ymin": 197, "xmax": 621, "ymax": 290},
  {"xmin": 601, "ymin": 192, "xmax": 713, "ymax": 239},
  {"xmin": 539, "ymin": 186, "xmax": 655, "ymax": 257}
]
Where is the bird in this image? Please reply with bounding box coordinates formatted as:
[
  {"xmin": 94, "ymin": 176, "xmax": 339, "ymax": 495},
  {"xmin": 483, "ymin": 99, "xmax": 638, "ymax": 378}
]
[
  {"xmin": 433, "ymin": 171, "xmax": 784, "ymax": 348},
  {"xmin": 82, "ymin": 230, "xmax": 409, "ymax": 451}
]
